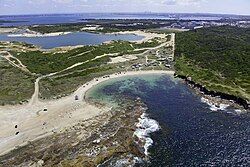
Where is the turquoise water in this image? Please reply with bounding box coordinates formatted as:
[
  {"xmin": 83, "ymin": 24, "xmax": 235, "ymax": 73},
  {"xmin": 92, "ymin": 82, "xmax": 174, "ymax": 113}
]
[
  {"xmin": 87, "ymin": 74, "xmax": 250, "ymax": 166},
  {"xmin": 86, "ymin": 74, "xmax": 163, "ymax": 108},
  {"xmin": 86, "ymin": 74, "xmax": 164, "ymax": 105},
  {"xmin": 0, "ymin": 32, "xmax": 143, "ymax": 49}
]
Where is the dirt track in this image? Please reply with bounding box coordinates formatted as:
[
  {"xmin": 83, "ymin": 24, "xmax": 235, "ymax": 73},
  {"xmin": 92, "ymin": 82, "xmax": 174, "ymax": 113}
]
[{"xmin": 0, "ymin": 70, "xmax": 174, "ymax": 155}]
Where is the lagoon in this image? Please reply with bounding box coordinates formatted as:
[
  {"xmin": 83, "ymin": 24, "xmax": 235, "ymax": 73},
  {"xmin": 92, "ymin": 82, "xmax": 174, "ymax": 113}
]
[{"xmin": 0, "ymin": 32, "xmax": 144, "ymax": 49}]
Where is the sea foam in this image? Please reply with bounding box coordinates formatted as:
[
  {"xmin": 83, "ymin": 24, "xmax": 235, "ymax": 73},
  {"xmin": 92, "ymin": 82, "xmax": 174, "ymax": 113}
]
[
  {"xmin": 201, "ymin": 97, "xmax": 229, "ymax": 111},
  {"xmin": 134, "ymin": 113, "xmax": 160, "ymax": 156}
]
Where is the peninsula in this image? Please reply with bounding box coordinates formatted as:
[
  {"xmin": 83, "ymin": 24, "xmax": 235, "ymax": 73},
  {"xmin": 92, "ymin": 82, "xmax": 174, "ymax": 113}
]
[{"xmin": 0, "ymin": 15, "xmax": 249, "ymax": 166}]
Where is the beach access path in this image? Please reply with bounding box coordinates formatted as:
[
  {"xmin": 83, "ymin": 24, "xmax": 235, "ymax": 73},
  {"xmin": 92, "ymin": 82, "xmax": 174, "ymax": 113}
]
[{"xmin": 0, "ymin": 70, "xmax": 174, "ymax": 156}]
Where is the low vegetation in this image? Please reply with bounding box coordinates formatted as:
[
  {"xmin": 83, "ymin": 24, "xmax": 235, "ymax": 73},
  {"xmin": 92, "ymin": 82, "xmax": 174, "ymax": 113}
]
[
  {"xmin": 13, "ymin": 39, "xmax": 162, "ymax": 75},
  {"xmin": 0, "ymin": 58, "xmax": 35, "ymax": 105},
  {"xmin": 28, "ymin": 19, "xmax": 177, "ymax": 33},
  {"xmin": 13, "ymin": 41, "xmax": 134, "ymax": 75},
  {"xmin": 175, "ymin": 26, "xmax": 250, "ymax": 101},
  {"xmin": 0, "ymin": 29, "xmax": 168, "ymax": 103}
]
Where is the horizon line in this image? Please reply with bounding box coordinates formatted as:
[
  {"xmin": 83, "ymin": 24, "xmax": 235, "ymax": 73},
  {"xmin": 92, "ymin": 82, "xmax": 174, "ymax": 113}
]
[{"xmin": 0, "ymin": 12, "xmax": 250, "ymax": 17}]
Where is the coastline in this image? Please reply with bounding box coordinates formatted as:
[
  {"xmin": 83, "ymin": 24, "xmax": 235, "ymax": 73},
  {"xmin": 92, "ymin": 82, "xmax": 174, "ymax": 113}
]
[
  {"xmin": 107, "ymin": 30, "xmax": 167, "ymax": 43},
  {"xmin": 175, "ymin": 74, "xmax": 249, "ymax": 111},
  {"xmin": 7, "ymin": 31, "xmax": 71, "ymax": 38},
  {"xmin": 0, "ymin": 70, "xmax": 248, "ymax": 165},
  {"xmin": 0, "ymin": 70, "xmax": 175, "ymax": 156},
  {"xmin": 5, "ymin": 29, "xmax": 156, "ymax": 42},
  {"xmin": 75, "ymin": 70, "xmax": 175, "ymax": 101}
]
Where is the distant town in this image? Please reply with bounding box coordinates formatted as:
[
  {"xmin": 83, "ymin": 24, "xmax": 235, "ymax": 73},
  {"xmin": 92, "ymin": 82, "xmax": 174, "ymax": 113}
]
[{"xmin": 1, "ymin": 13, "xmax": 250, "ymax": 29}]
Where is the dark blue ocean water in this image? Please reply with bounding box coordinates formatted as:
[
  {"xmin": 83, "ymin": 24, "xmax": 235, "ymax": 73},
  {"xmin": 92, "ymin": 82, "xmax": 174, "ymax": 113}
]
[
  {"xmin": 87, "ymin": 74, "xmax": 250, "ymax": 166},
  {"xmin": 0, "ymin": 13, "xmax": 222, "ymax": 27},
  {"xmin": 0, "ymin": 32, "xmax": 143, "ymax": 49}
]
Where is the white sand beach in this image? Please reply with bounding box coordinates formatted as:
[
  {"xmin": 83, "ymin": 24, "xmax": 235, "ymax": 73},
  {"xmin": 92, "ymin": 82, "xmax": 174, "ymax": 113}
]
[
  {"xmin": 0, "ymin": 70, "xmax": 175, "ymax": 156},
  {"xmin": 7, "ymin": 32, "xmax": 71, "ymax": 38},
  {"xmin": 0, "ymin": 28, "xmax": 20, "ymax": 34}
]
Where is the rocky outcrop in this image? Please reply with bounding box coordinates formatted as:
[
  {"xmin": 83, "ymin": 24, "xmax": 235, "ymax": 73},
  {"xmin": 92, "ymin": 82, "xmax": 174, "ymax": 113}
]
[{"xmin": 175, "ymin": 74, "xmax": 249, "ymax": 109}]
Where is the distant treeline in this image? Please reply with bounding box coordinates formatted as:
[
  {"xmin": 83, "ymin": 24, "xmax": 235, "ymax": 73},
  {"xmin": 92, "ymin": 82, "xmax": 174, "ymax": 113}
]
[{"xmin": 29, "ymin": 19, "xmax": 176, "ymax": 33}]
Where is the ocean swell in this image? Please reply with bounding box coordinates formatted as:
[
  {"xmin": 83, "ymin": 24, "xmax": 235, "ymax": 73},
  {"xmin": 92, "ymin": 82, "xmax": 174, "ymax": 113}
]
[{"xmin": 134, "ymin": 113, "xmax": 160, "ymax": 156}]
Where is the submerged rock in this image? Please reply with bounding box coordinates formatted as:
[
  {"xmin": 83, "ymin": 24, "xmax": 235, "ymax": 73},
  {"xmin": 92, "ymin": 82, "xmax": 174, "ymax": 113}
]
[{"xmin": 0, "ymin": 98, "xmax": 147, "ymax": 167}]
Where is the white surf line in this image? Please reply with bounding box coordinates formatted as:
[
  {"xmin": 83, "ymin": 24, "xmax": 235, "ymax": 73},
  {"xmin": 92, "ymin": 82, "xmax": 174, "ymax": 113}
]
[
  {"xmin": 134, "ymin": 113, "xmax": 160, "ymax": 156},
  {"xmin": 201, "ymin": 97, "xmax": 229, "ymax": 111}
]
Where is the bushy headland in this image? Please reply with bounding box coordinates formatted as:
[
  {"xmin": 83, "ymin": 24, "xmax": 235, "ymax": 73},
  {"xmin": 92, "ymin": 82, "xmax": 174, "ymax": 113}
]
[{"xmin": 175, "ymin": 26, "xmax": 250, "ymax": 108}]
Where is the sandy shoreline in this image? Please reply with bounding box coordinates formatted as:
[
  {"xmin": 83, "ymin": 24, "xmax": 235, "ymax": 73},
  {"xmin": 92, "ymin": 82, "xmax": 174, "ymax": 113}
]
[
  {"xmin": 0, "ymin": 28, "xmax": 20, "ymax": 34},
  {"xmin": 0, "ymin": 70, "xmax": 174, "ymax": 156},
  {"xmin": 7, "ymin": 32, "xmax": 71, "ymax": 38},
  {"xmin": 5, "ymin": 30, "xmax": 158, "ymax": 43},
  {"xmin": 109, "ymin": 30, "xmax": 167, "ymax": 43}
]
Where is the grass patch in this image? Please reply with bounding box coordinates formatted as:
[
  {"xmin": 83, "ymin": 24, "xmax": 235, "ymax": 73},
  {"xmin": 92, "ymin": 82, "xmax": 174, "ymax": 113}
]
[
  {"xmin": 0, "ymin": 59, "xmax": 35, "ymax": 105},
  {"xmin": 14, "ymin": 41, "xmax": 134, "ymax": 75},
  {"xmin": 39, "ymin": 65, "xmax": 118, "ymax": 99}
]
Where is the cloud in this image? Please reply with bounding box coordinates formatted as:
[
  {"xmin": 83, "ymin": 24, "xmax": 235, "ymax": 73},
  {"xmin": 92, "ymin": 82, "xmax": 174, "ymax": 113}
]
[
  {"xmin": 52, "ymin": 0, "xmax": 73, "ymax": 3},
  {"xmin": 161, "ymin": 0, "xmax": 205, "ymax": 5},
  {"xmin": 0, "ymin": 0, "xmax": 249, "ymax": 15}
]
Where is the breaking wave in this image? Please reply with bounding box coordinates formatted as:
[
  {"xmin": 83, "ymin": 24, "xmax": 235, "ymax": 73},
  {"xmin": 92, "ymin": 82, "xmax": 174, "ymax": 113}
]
[
  {"xmin": 134, "ymin": 113, "xmax": 160, "ymax": 156},
  {"xmin": 201, "ymin": 97, "xmax": 229, "ymax": 111}
]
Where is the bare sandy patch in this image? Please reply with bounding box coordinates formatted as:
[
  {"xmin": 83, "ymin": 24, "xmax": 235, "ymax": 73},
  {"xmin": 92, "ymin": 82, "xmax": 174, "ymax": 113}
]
[
  {"xmin": 0, "ymin": 66, "xmax": 174, "ymax": 156},
  {"xmin": 109, "ymin": 54, "xmax": 138, "ymax": 64},
  {"xmin": 109, "ymin": 30, "xmax": 167, "ymax": 43}
]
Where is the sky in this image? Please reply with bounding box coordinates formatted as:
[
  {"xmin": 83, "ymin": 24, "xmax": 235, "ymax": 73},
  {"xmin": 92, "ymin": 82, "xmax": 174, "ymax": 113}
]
[{"xmin": 0, "ymin": 0, "xmax": 250, "ymax": 16}]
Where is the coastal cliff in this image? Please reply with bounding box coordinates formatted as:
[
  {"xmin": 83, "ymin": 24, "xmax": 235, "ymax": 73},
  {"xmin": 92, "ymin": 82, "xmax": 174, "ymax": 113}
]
[
  {"xmin": 174, "ymin": 26, "xmax": 250, "ymax": 110},
  {"xmin": 175, "ymin": 74, "xmax": 249, "ymax": 109}
]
